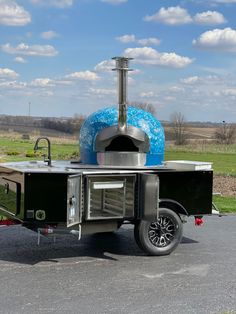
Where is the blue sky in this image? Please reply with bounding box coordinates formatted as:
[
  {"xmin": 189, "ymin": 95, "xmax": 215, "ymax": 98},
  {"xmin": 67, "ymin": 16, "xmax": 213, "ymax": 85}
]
[{"xmin": 1, "ymin": 0, "xmax": 236, "ymax": 121}]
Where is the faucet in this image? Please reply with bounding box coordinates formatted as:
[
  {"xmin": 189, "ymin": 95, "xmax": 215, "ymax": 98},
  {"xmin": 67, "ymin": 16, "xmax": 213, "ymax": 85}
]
[{"xmin": 34, "ymin": 137, "xmax": 52, "ymax": 166}]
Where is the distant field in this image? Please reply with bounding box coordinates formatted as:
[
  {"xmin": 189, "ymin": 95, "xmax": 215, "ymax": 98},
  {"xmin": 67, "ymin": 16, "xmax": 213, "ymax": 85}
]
[{"xmin": 165, "ymin": 126, "xmax": 217, "ymax": 140}]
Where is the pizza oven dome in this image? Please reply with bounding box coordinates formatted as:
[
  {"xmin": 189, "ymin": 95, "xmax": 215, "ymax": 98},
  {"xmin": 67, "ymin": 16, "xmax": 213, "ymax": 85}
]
[
  {"xmin": 79, "ymin": 57, "xmax": 165, "ymax": 167},
  {"xmin": 79, "ymin": 106, "xmax": 165, "ymax": 166}
]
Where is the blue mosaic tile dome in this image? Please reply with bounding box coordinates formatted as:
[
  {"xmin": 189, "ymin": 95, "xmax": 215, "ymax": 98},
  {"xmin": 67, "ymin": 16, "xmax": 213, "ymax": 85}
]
[{"xmin": 79, "ymin": 106, "xmax": 165, "ymax": 166}]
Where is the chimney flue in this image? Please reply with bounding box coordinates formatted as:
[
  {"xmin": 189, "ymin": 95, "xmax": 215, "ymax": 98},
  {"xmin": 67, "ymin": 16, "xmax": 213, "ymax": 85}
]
[{"xmin": 112, "ymin": 56, "xmax": 132, "ymax": 130}]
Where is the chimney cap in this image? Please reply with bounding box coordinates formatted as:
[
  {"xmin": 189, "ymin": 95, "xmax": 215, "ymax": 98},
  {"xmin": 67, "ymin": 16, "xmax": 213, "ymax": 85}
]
[{"xmin": 112, "ymin": 56, "xmax": 133, "ymax": 71}]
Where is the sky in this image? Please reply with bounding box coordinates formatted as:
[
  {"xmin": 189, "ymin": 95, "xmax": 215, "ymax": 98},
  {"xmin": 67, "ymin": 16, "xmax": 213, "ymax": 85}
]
[{"xmin": 1, "ymin": 0, "xmax": 236, "ymax": 122}]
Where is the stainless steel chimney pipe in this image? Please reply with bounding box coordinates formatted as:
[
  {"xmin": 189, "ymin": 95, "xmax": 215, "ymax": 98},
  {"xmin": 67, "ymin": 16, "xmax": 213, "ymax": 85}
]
[{"xmin": 112, "ymin": 57, "xmax": 132, "ymax": 130}]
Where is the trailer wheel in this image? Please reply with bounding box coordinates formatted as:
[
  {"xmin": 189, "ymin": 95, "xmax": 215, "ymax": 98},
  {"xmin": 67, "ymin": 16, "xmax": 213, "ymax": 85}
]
[{"xmin": 134, "ymin": 208, "xmax": 183, "ymax": 256}]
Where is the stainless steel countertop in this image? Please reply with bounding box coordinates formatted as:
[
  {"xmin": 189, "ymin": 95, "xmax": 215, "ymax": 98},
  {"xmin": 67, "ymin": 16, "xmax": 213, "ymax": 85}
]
[{"xmin": 0, "ymin": 160, "xmax": 167, "ymax": 174}]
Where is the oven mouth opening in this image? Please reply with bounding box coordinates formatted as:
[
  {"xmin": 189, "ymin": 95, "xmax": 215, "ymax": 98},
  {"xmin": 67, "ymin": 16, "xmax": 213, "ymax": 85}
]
[
  {"xmin": 95, "ymin": 125, "xmax": 150, "ymax": 154},
  {"xmin": 105, "ymin": 136, "xmax": 139, "ymax": 152}
]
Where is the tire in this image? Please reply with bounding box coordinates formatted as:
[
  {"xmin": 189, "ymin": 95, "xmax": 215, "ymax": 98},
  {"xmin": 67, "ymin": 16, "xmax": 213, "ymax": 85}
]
[{"xmin": 134, "ymin": 208, "xmax": 183, "ymax": 256}]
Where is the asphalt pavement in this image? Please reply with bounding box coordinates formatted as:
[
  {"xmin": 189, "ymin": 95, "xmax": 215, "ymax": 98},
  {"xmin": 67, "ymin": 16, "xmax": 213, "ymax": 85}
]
[{"xmin": 0, "ymin": 215, "xmax": 235, "ymax": 314}]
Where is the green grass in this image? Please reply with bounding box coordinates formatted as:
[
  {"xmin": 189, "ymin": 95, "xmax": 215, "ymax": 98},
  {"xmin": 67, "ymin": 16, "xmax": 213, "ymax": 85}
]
[
  {"xmin": 165, "ymin": 148, "xmax": 236, "ymax": 176},
  {"xmin": 213, "ymin": 195, "xmax": 236, "ymax": 214},
  {"xmin": 0, "ymin": 138, "xmax": 79, "ymax": 162}
]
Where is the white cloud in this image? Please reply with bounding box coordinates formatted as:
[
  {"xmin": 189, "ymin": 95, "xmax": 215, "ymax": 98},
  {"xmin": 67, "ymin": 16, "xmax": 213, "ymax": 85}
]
[
  {"xmin": 89, "ymin": 88, "xmax": 116, "ymax": 95},
  {"xmin": 144, "ymin": 6, "xmax": 192, "ymax": 25},
  {"xmin": 140, "ymin": 91, "xmax": 155, "ymax": 98},
  {"xmin": 193, "ymin": 28, "xmax": 236, "ymax": 52},
  {"xmin": 181, "ymin": 76, "xmax": 200, "ymax": 84},
  {"xmin": 168, "ymin": 86, "xmax": 185, "ymax": 93},
  {"xmin": 1, "ymin": 43, "xmax": 58, "ymax": 57},
  {"xmin": 129, "ymin": 69, "xmax": 141, "ymax": 75},
  {"xmin": 194, "ymin": 11, "xmax": 226, "ymax": 25},
  {"xmin": 31, "ymin": 78, "xmax": 55, "ymax": 87},
  {"xmin": 137, "ymin": 38, "xmax": 161, "ymax": 46},
  {"xmin": 144, "ymin": 7, "xmax": 226, "ymax": 26},
  {"xmin": 116, "ymin": 34, "xmax": 160, "ymax": 46},
  {"xmin": 116, "ymin": 34, "xmax": 136, "ymax": 43},
  {"xmin": 14, "ymin": 56, "xmax": 27, "ymax": 63},
  {"xmin": 66, "ymin": 71, "xmax": 100, "ymax": 81},
  {"xmin": 101, "ymin": 0, "xmax": 127, "ymax": 4},
  {"xmin": 40, "ymin": 30, "xmax": 59, "ymax": 40},
  {"xmin": 0, "ymin": 0, "xmax": 31, "ymax": 26},
  {"xmin": 94, "ymin": 59, "xmax": 115, "ymax": 72},
  {"xmin": 0, "ymin": 67, "xmax": 19, "ymax": 79},
  {"xmin": 180, "ymin": 75, "xmax": 219, "ymax": 85},
  {"xmin": 29, "ymin": 0, "xmax": 73, "ymax": 8},
  {"xmin": 222, "ymin": 88, "xmax": 236, "ymax": 96},
  {"xmin": 124, "ymin": 47, "xmax": 193, "ymax": 68},
  {"xmin": 0, "ymin": 80, "xmax": 26, "ymax": 89}
]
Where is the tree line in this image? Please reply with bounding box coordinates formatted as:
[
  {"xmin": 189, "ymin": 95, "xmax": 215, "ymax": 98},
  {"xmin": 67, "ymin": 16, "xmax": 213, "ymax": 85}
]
[{"xmin": 0, "ymin": 115, "xmax": 85, "ymax": 134}]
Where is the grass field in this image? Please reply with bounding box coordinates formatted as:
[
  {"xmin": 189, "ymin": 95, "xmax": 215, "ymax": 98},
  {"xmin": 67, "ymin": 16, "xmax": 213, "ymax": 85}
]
[
  {"xmin": 0, "ymin": 137, "xmax": 79, "ymax": 162},
  {"xmin": 213, "ymin": 195, "xmax": 236, "ymax": 214},
  {"xmin": 165, "ymin": 149, "xmax": 236, "ymax": 176},
  {"xmin": 0, "ymin": 136, "xmax": 235, "ymax": 213}
]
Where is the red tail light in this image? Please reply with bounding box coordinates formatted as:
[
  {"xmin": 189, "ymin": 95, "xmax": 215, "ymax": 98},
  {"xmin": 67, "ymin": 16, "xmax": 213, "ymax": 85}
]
[
  {"xmin": 0, "ymin": 219, "xmax": 21, "ymax": 226},
  {"xmin": 195, "ymin": 216, "xmax": 204, "ymax": 226}
]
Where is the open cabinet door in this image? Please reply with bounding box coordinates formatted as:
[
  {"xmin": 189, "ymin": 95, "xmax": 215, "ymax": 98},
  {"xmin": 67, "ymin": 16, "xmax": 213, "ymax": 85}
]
[{"xmin": 67, "ymin": 174, "xmax": 82, "ymax": 227}]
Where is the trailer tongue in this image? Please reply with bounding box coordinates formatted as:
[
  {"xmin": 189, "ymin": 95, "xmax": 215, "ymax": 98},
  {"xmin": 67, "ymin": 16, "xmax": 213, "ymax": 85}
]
[{"xmin": 0, "ymin": 57, "xmax": 213, "ymax": 256}]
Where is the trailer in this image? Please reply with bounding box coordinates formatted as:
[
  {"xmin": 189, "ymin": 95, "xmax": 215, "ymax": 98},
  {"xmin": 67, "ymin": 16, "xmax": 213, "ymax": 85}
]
[{"xmin": 0, "ymin": 57, "xmax": 213, "ymax": 256}]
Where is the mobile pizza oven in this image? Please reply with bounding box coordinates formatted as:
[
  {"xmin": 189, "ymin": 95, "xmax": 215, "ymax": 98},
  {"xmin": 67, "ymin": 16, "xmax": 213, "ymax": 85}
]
[
  {"xmin": 80, "ymin": 57, "xmax": 164, "ymax": 167},
  {"xmin": 0, "ymin": 57, "xmax": 213, "ymax": 256}
]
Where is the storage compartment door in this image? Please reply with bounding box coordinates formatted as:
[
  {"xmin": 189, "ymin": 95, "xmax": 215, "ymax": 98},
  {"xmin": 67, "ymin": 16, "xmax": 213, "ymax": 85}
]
[
  {"xmin": 140, "ymin": 174, "xmax": 159, "ymax": 221},
  {"xmin": 67, "ymin": 174, "xmax": 82, "ymax": 227},
  {"xmin": 85, "ymin": 174, "xmax": 135, "ymax": 220}
]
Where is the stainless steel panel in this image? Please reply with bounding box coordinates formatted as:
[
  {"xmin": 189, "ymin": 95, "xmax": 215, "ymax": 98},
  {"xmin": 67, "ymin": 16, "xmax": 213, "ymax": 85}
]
[{"xmin": 97, "ymin": 152, "xmax": 146, "ymax": 167}]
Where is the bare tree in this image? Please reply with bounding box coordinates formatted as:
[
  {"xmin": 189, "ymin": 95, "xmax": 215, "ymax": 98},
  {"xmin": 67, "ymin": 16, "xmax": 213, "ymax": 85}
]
[
  {"xmin": 215, "ymin": 121, "xmax": 236, "ymax": 144},
  {"xmin": 170, "ymin": 112, "xmax": 187, "ymax": 145},
  {"xmin": 127, "ymin": 101, "xmax": 156, "ymax": 116}
]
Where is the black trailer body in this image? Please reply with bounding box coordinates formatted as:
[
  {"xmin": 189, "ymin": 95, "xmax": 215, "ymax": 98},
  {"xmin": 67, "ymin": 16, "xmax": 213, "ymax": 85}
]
[{"xmin": 0, "ymin": 160, "xmax": 213, "ymax": 257}]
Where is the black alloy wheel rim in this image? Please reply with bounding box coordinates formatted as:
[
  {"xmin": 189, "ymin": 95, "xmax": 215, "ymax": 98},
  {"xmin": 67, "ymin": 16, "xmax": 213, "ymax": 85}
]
[{"xmin": 148, "ymin": 216, "xmax": 176, "ymax": 248}]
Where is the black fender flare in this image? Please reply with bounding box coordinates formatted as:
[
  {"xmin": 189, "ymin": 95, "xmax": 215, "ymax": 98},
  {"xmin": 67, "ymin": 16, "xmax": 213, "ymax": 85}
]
[{"xmin": 159, "ymin": 198, "xmax": 189, "ymax": 216}]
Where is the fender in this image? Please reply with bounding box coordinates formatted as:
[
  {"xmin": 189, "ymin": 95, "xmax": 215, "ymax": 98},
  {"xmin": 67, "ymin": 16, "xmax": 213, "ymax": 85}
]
[{"xmin": 159, "ymin": 198, "xmax": 189, "ymax": 216}]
